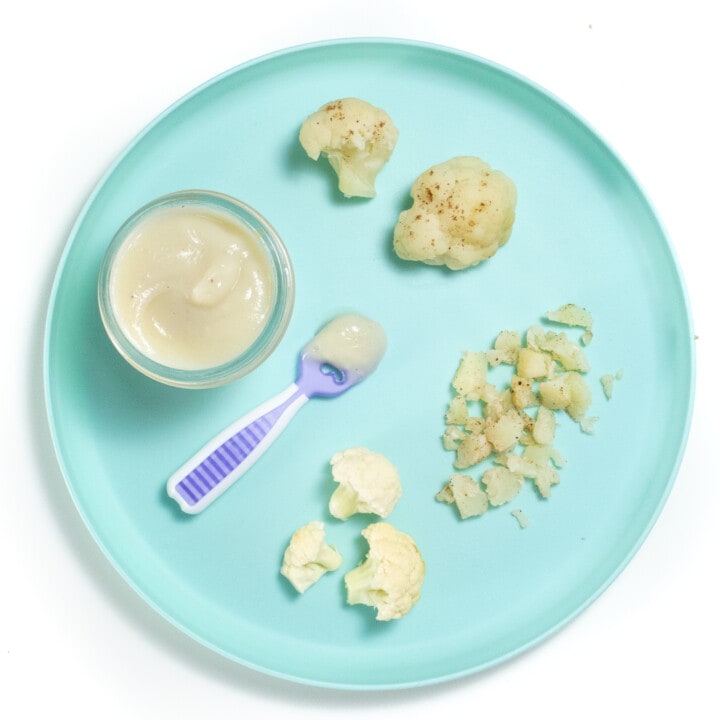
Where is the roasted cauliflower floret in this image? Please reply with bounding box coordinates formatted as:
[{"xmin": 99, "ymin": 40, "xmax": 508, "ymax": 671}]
[
  {"xmin": 329, "ymin": 447, "xmax": 402, "ymax": 520},
  {"xmin": 344, "ymin": 522, "xmax": 425, "ymax": 621},
  {"xmin": 299, "ymin": 97, "xmax": 399, "ymax": 198},
  {"xmin": 393, "ymin": 156, "xmax": 517, "ymax": 270},
  {"xmin": 280, "ymin": 521, "xmax": 343, "ymax": 593}
]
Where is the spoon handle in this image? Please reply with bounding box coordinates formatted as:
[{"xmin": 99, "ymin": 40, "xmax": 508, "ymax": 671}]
[{"xmin": 167, "ymin": 383, "xmax": 308, "ymax": 514}]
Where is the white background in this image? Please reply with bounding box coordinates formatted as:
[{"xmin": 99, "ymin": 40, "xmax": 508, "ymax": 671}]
[{"xmin": 3, "ymin": 1, "xmax": 717, "ymax": 717}]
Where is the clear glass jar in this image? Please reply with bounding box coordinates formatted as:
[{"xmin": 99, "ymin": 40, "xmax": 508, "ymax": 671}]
[{"xmin": 98, "ymin": 190, "xmax": 294, "ymax": 389}]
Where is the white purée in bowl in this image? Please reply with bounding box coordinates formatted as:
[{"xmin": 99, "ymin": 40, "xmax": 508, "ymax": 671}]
[{"xmin": 99, "ymin": 191, "xmax": 294, "ymax": 388}]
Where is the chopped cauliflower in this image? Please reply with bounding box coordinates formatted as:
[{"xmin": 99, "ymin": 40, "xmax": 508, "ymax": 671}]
[
  {"xmin": 527, "ymin": 326, "xmax": 590, "ymax": 373},
  {"xmin": 445, "ymin": 395, "xmax": 469, "ymax": 425},
  {"xmin": 280, "ymin": 521, "xmax": 343, "ymax": 593},
  {"xmin": 600, "ymin": 373, "xmax": 615, "ymax": 398},
  {"xmin": 579, "ymin": 416, "xmax": 600, "ymax": 434},
  {"xmin": 438, "ymin": 307, "xmax": 605, "ymax": 522},
  {"xmin": 545, "ymin": 304, "xmax": 593, "ymax": 331},
  {"xmin": 505, "ymin": 445, "xmax": 563, "ymax": 498},
  {"xmin": 299, "ymin": 97, "xmax": 399, "ymax": 198},
  {"xmin": 517, "ymin": 347, "xmax": 554, "ymax": 379},
  {"xmin": 329, "ymin": 447, "xmax": 402, "ymax": 520},
  {"xmin": 436, "ymin": 473, "xmax": 489, "ymax": 519},
  {"xmin": 485, "ymin": 407, "xmax": 524, "ymax": 452},
  {"xmin": 482, "ymin": 466, "xmax": 524, "ymax": 506},
  {"xmin": 532, "ymin": 405, "xmax": 557, "ymax": 445},
  {"xmin": 487, "ymin": 330, "xmax": 521, "ymax": 367},
  {"xmin": 454, "ymin": 432, "xmax": 492, "ymax": 469},
  {"xmin": 442, "ymin": 424, "xmax": 467, "ymax": 450},
  {"xmin": 601, "ymin": 370, "xmax": 622, "ymax": 399},
  {"xmin": 538, "ymin": 370, "xmax": 592, "ymax": 421},
  {"xmin": 511, "ymin": 374, "xmax": 539, "ymax": 409},
  {"xmin": 344, "ymin": 522, "xmax": 425, "ymax": 621},
  {"xmin": 393, "ymin": 156, "xmax": 517, "ymax": 270},
  {"xmin": 511, "ymin": 509, "xmax": 531, "ymax": 529},
  {"xmin": 452, "ymin": 350, "xmax": 487, "ymax": 400}
]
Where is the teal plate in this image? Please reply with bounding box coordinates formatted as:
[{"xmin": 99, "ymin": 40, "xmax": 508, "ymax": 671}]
[{"xmin": 44, "ymin": 39, "xmax": 695, "ymax": 688}]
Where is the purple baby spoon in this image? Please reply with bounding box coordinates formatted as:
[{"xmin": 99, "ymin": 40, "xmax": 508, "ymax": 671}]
[{"xmin": 167, "ymin": 315, "xmax": 385, "ymax": 514}]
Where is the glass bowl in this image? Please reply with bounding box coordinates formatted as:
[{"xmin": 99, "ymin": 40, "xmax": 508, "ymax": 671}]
[{"xmin": 98, "ymin": 190, "xmax": 295, "ymax": 389}]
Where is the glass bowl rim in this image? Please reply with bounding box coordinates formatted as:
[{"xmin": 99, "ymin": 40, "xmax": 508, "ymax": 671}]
[{"xmin": 97, "ymin": 189, "xmax": 295, "ymax": 389}]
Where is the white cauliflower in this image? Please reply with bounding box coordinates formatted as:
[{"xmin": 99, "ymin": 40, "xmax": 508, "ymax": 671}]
[
  {"xmin": 299, "ymin": 97, "xmax": 399, "ymax": 198},
  {"xmin": 393, "ymin": 156, "xmax": 517, "ymax": 270},
  {"xmin": 329, "ymin": 447, "xmax": 402, "ymax": 520},
  {"xmin": 280, "ymin": 521, "xmax": 342, "ymax": 593},
  {"xmin": 344, "ymin": 522, "xmax": 425, "ymax": 621}
]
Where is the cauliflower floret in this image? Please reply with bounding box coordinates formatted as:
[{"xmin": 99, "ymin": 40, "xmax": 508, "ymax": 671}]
[
  {"xmin": 280, "ymin": 521, "xmax": 343, "ymax": 593},
  {"xmin": 344, "ymin": 522, "xmax": 425, "ymax": 621},
  {"xmin": 299, "ymin": 97, "xmax": 399, "ymax": 198},
  {"xmin": 329, "ymin": 447, "xmax": 402, "ymax": 520},
  {"xmin": 393, "ymin": 156, "xmax": 517, "ymax": 270}
]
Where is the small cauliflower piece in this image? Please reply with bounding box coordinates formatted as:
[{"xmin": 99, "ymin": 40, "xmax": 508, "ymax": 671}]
[
  {"xmin": 280, "ymin": 521, "xmax": 343, "ymax": 593},
  {"xmin": 393, "ymin": 156, "xmax": 517, "ymax": 270},
  {"xmin": 487, "ymin": 330, "xmax": 522, "ymax": 366},
  {"xmin": 507, "ymin": 445, "xmax": 563, "ymax": 498},
  {"xmin": 600, "ymin": 371, "xmax": 622, "ymax": 399},
  {"xmin": 545, "ymin": 304, "xmax": 594, "ymax": 332},
  {"xmin": 537, "ymin": 330, "xmax": 590, "ymax": 372},
  {"xmin": 299, "ymin": 97, "xmax": 399, "ymax": 198},
  {"xmin": 445, "ymin": 395, "xmax": 469, "ymax": 425},
  {"xmin": 482, "ymin": 466, "xmax": 525, "ymax": 506},
  {"xmin": 564, "ymin": 371, "xmax": 592, "ymax": 421},
  {"xmin": 485, "ymin": 408, "xmax": 525, "ymax": 452},
  {"xmin": 511, "ymin": 374, "xmax": 539, "ymax": 409},
  {"xmin": 329, "ymin": 447, "xmax": 402, "ymax": 520},
  {"xmin": 442, "ymin": 424, "xmax": 467, "ymax": 450},
  {"xmin": 579, "ymin": 416, "xmax": 600, "ymax": 434},
  {"xmin": 600, "ymin": 373, "xmax": 615, "ymax": 398},
  {"xmin": 511, "ymin": 509, "xmax": 531, "ymax": 529},
  {"xmin": 454, "ymin": 432, "xmax": 492, "ymax": 469},
  {"xmin": 436, "ymin": 473, "xmax": 489, "ymax": 519},
  {"xmin": 517, "ymin": 347, "xmax": 553, "ymax": 379},
  {"xmin": 464, "ymin": 416, "xmax": 486, "ymax": 435},
  {"xmin": 532, "ymin": 405, "xmax": 557, "ymax": 445},
  {"xmin": 545, "ymin": 304, "xmax": 594, "ymax": 346},
  {"xmin": 538, "ymin": 374, "xmax": 571, "ymax": 411},
  {"xmin": 539, "ymin": 371, "xmax": 592, "ymax": 421},
  {"xmin": 452, "ymin": 350, "xmax": 487, "ymax": 400},
  {"xmin": 481, "ymin": 384, "xmax": 513, "ymax": 421},
  {"xmin": 345, "ymin": 522, "xmax": 425, "ymax": 621}
]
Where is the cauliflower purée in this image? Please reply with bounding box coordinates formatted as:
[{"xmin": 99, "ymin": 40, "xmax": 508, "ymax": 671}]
[
  {"xmin": 394, "ymin": 156, "xmax": 517, "ymax": 270},
  {"xmin": 299, "ymin": 97, "xmax": 399, "ymax": 198},
  {"xmin": 303, "ymin": 313, "xmax": 387, "ymax": 379},
  {"xmin": 109, "ymin": 203, "xmax": 275, "ymax": 369}
]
